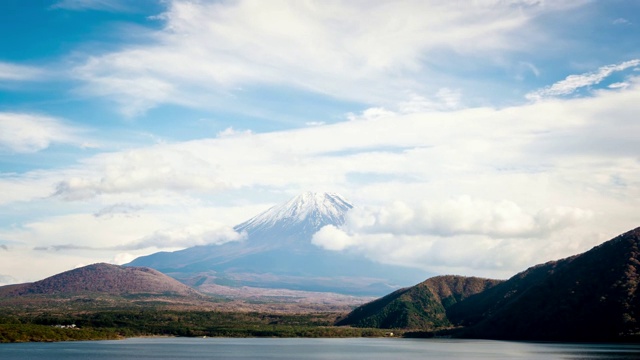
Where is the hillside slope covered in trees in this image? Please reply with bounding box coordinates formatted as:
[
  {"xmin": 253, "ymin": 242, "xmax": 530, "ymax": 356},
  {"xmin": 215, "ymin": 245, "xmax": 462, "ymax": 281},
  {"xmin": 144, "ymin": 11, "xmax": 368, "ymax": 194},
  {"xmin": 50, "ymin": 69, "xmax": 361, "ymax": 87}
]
[
  {"xmin": 337, "ymin": 275, "xmax": 501, "ymax": 329},
  {"xmin": 340, "ymin": 227, "xmax": 640, "ymax": 342}
]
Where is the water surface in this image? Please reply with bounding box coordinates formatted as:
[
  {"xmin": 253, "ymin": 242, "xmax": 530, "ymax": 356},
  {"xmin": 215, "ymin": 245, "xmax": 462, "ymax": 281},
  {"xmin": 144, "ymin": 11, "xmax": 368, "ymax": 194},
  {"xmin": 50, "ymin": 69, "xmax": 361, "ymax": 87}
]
[{"xmin": 1, "ymin": 337, "xmax": 640, "ymax": 359}]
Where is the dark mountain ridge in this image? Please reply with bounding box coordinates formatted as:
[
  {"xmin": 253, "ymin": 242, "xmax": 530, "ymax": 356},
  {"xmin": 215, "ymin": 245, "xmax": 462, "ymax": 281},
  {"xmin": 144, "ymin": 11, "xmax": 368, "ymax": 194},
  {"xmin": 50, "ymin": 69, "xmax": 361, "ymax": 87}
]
[
  {"xmin": 449, "ymin": 227, "xmax": 640, "ymax": 341},
  {"xmin": 337, "ymin": 275, "xmax": 502, "ymax": 329},
  {"xmin": 340, "ymin": 227, "xmax": 640, "ymax": 342}
]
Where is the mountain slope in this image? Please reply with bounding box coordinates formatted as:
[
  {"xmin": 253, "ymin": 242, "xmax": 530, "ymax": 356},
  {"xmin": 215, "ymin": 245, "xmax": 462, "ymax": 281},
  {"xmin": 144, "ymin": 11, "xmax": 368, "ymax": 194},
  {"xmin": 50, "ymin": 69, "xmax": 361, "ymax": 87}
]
[
  {"xmin": 0, "ymin": 263, "xmax": 201, "ymax": 298},
  {"xmin": 449, "ymin": 227, "xmax": 640, "ymax": 341},
  {"xmin": 131, "ymin": 192, "xmax": 354, "ymax": 271},
  {"xmin": 337, "ymin": 275, "xmax": 502, "ymax": 329},
  {"xmin": 340, "ymin": 227, "xmax": 640, "ymax": 341},
  {"xmin": 128, "ymin": 192, "xmax": 428, "ymax": 296}
]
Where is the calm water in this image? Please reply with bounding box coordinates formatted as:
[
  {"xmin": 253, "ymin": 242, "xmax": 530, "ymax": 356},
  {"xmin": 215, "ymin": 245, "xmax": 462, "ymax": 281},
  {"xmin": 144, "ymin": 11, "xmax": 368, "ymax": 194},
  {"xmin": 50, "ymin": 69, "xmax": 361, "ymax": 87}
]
[{"xmin": 1, "ymin": 337, "xmax": 640, "ymax": 359}]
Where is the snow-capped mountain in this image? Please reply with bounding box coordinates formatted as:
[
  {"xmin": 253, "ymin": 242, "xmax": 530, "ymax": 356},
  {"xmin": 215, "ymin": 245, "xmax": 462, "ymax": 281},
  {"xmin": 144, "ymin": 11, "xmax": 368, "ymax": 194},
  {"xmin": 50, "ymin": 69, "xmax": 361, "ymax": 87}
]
[
  {"xmin": 234, "ymin": 192, "xmax": 353, "ymax": 244},
  {"xmin": 127, "ymin": 192, "xmax": 427, "ymax": 296}
]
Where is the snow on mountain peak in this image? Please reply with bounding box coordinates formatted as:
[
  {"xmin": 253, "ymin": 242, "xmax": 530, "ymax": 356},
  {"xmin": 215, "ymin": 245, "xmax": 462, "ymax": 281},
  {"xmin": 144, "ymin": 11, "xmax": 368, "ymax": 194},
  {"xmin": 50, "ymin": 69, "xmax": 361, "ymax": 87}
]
[{"xmin": 234, "ymin": 192, "xmax": 353, "ymax": 237}]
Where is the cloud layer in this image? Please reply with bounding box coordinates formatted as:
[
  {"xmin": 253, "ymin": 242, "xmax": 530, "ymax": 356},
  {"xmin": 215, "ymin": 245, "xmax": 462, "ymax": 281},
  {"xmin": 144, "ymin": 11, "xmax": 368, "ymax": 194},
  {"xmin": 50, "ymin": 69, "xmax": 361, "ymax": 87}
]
[
  {"xmin": 74, "ymin": 0, "xmax": 581, "ymax": 116},
  {"xmin": 1, "ymin": 0, "xmax": 638, "ymax": 283},
  {"xmin": 3, "ymin": 72, "xmax": 640, "ymax": 280},
  {"xmin": 0, "ymin": 113, "xmax": 91, "ymax": 153},
  {"xmin": 0, "ymin": 62, "xmax": 43, "ymax": 82},
  {"xmin": 312, "ymin": 199, "xmax": 593, "ymax": 277}
]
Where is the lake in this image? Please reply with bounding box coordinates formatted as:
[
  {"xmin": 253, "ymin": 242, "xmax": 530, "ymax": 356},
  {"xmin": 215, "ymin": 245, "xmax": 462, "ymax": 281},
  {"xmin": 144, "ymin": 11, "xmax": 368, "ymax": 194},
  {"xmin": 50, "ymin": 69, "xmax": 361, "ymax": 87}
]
[{"xmin": 1, "ymin": 337, "xmax": 640, "ymax": 359}]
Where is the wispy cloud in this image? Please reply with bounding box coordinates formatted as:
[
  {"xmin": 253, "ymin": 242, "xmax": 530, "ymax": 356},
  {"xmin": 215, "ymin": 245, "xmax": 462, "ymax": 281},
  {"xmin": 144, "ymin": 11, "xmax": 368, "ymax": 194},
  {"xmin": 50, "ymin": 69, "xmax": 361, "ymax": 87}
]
[
  {"xmin": 2, "ymin": 78, "xmax": 639, "ymax": 279},
  {"xmin": 526, "ymin": 59, "xmax": 640, "ymax": 100},
  {"xmin": 74, "ymin": 0, "xmax": 580, "ymax": 116},
  {"xmin": 50, "ymin": 0, "xmax": 136, "ymax": 12},
  {"xmin": 51, "ymin": 145, "xmax": 230, "ymax": 200},
  {"xmin": 124, "ymin": 225, "xmax": 246, "ymax": 250},
  {"xmin": 93, "ymin": 203, "xmax": 144, "ymax": 218},
  {"xmin": 0, "ymin": 62, "xmax": 44, "ymax": 82},
  {"xmin": 312, "ymin": 200, "xmax": 593, "ymax": 276},
  {"xmin": 0, "ymin": 113, "xmax": 95, "ymax": 153},
  {"xmin": 613, "ymin": 18, "xmax": 631, "ymax": 26},
  {"xmin": 0, "ymin": 207, "xmax": 247, "ymax": 272}
]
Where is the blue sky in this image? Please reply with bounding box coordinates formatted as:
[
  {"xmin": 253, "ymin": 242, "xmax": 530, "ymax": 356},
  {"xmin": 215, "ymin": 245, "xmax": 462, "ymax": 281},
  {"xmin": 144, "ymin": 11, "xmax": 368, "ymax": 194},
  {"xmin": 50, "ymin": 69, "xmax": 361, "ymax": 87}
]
[{"xmin": 1, "ymin": 0, "xmax": 640, "ymax": 284}]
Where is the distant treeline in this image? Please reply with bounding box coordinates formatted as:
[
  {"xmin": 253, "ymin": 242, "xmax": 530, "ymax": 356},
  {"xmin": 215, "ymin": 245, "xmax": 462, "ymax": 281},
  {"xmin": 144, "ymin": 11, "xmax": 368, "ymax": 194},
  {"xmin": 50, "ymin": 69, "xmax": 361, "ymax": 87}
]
[{"xmin": 0, "ymin": 310, "xmax": 391, "ymax": 342}]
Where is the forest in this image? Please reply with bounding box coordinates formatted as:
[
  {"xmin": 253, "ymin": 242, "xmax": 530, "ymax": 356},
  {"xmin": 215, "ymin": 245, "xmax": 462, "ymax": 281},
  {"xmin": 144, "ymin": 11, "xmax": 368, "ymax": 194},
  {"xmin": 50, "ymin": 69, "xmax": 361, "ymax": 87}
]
[{"xmin": 0, "ymin": 310, "xmax": 393, "ymax": 343}]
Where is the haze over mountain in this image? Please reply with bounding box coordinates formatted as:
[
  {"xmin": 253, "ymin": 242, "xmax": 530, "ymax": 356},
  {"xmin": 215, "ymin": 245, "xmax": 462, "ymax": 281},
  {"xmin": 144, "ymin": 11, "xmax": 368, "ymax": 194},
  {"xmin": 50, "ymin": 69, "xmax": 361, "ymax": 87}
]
[
  {"xmin": 340, "ymin": 227, "xmax": 640, "ymax": 341},
  {"xmin": 128, "ymin": 192, "xmax": 429, "ymax": 296}
]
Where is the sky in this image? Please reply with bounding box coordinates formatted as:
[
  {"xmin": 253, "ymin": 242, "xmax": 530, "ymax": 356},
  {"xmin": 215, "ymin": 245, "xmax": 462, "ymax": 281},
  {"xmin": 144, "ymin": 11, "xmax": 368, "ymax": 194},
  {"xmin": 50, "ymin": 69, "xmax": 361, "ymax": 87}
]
[{"xmin": 1, "ymin": 0, "xmax": 640, "ymax": 285}]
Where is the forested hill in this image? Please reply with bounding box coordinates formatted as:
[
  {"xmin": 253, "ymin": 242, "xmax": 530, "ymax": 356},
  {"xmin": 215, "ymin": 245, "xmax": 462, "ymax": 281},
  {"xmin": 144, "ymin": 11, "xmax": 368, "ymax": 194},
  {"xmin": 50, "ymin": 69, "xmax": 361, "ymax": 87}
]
[
  {"xmin": 337, "ymin": 275, "xmax": 502, "ymax": 329},
  {"xmin": 339, "ymin": 227, "xmax": 640, "ymax": 342},
  {"xmin": 449, "ymin": 227, "xmax": 640, "ymax": 341}
]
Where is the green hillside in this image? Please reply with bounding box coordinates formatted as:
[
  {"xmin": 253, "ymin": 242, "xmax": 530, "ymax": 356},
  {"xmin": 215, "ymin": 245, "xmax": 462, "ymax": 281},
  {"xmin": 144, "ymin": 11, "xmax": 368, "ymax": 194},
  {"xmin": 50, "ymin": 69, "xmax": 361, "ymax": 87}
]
[
  {"xmin": 339, "ymin": 227, "xmax": 640, "ymax": 342},
  {"xmin": 451, "ymin": 227, "xmax": 640, "ymax": 341},
  {"xmin": 337, "ymin": 275, "xmax": 501, "ymax": 329}
]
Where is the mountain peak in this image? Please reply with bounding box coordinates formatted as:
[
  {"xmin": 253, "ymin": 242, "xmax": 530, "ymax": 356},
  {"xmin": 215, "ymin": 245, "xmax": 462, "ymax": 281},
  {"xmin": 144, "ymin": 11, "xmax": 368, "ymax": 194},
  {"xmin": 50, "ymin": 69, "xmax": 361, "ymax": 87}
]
[
  {"xmin": 126, "ymin": 192, "xmax": 428, "ymax": 295},
  {"xmin": 282, "ymin": 191, "xmax": 352, "ymax": 222},
  {"xmin": 234, "ymin": 192, "xmax": 353, "ymax": 239}
]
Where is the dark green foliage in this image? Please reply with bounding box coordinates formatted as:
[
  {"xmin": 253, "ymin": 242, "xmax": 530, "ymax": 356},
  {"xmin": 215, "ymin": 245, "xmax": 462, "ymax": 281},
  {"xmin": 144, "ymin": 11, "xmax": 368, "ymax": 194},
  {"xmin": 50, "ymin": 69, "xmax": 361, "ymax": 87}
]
[
  {"xmin": 450, "ymin": 227, "xmax": 640, "ymax": 341},
  {"xmin": 338, "ymin": 227, "xmax": 640, "ymax": 342},
  {"xmin": 0, "ymin": 310, "xmax": 390, "ymax": 342},
  {"xmin": 337, "ymin": 275, "xmax": 501, "ymax": 329},
  {"xmin": 0, "ymin": 324, "xmax": 121, "ymax": 342}
]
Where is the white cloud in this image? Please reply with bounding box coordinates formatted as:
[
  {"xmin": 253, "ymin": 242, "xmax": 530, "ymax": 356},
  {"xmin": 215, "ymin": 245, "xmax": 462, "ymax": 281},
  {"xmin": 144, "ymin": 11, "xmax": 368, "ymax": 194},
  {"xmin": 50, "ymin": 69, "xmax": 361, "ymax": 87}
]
[
  {"xmin": 396, "ymin": 89, "xmax": 463, "ymax": 113},
  {"xmin": 514, "ymin": 61, "xmax": 540, "ymax": 81},
  {"xmin": 0, "ymin": 204, "xmax": 248, "ymax": 281},
  {"xmin": 50, "ymin": 0, "xmax": 135, "ymax": 12},
  {"xmin": 216, "ymin": 127, "xmax": 253, "ymax": 138},
  {"xmin": 0, "ymin": 62, "xmax": 43, "ymax": 81},
  {"xmin": 93, "ymin": 203, "xmax": 144, "ymax": 218},
  {"xmin": 337, "ymin": 197, "xmax": 593, "ymax": 239},
  {"xmin": 526, "ymin": 59, "xmax": 640, "ymax": 100},
  {"xmin": 311, "ymin": 198, "xmax": 593, "ymax": 276},
  {"xmin": 613, "ymin": 18, "xmax": 631, "ymax": 26},
  {"xmin": 346, "ymin": 107, "xmax": 396, "ymax": 121},
  {"xmin": 74, "ymin": 0, "xmax": 580, "ymax": 116},
  {"xmin": 52, "ymin": 145, "xmax": 230, "ymax": 200},
  {"xmin": 0, "ymin": 113, "xmax": 93, "ymax": 153},
  {"xmin": 608, "ymin": 82, "xmax": 629, "ymax": 89},
  {"xmin": 2, "ymin": 74, "xmax": 640, "ymax": 279},
  {"xmin": 311, "ymin": 225, "xmax": 357, "ymax": 251},
  {"xmin": 128, "ymin": 224, "xmax": 245, "ymax": 250},
  {"xmin": 0, "ymin": 172, "xmax": 66, "ymax": 206}
]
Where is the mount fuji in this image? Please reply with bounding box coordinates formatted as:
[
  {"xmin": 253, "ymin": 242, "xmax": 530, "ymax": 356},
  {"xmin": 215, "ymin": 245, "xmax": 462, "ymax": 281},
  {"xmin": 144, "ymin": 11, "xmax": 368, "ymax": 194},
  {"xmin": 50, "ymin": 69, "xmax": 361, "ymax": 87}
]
[{"xmin": 127, "ymin": 192, "xmax": 428, "ymax": 296}]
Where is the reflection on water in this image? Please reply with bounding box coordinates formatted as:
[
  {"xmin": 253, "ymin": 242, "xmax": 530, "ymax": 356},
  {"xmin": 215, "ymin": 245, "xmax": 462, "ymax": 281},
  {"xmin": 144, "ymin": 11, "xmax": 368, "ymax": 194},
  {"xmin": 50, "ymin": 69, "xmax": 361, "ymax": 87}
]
[
  {"xmin": 1, "ymin": 338, "xmax": 640, "ymax": 360},
  {"xmin": 533, "ymin": 342, "xmax": 640, "ymax": 360}
]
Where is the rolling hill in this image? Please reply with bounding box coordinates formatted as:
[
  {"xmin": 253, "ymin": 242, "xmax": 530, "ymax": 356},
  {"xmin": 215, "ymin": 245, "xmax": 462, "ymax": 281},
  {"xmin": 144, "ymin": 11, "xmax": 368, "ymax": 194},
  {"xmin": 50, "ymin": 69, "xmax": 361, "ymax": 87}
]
[
  {"xmin": 0, "ymin": 263, "xmax": 208, "ymax": 311},
  {"xmin": 0, "ymin": 263, "xmax": 200, "ymax": 297}
]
